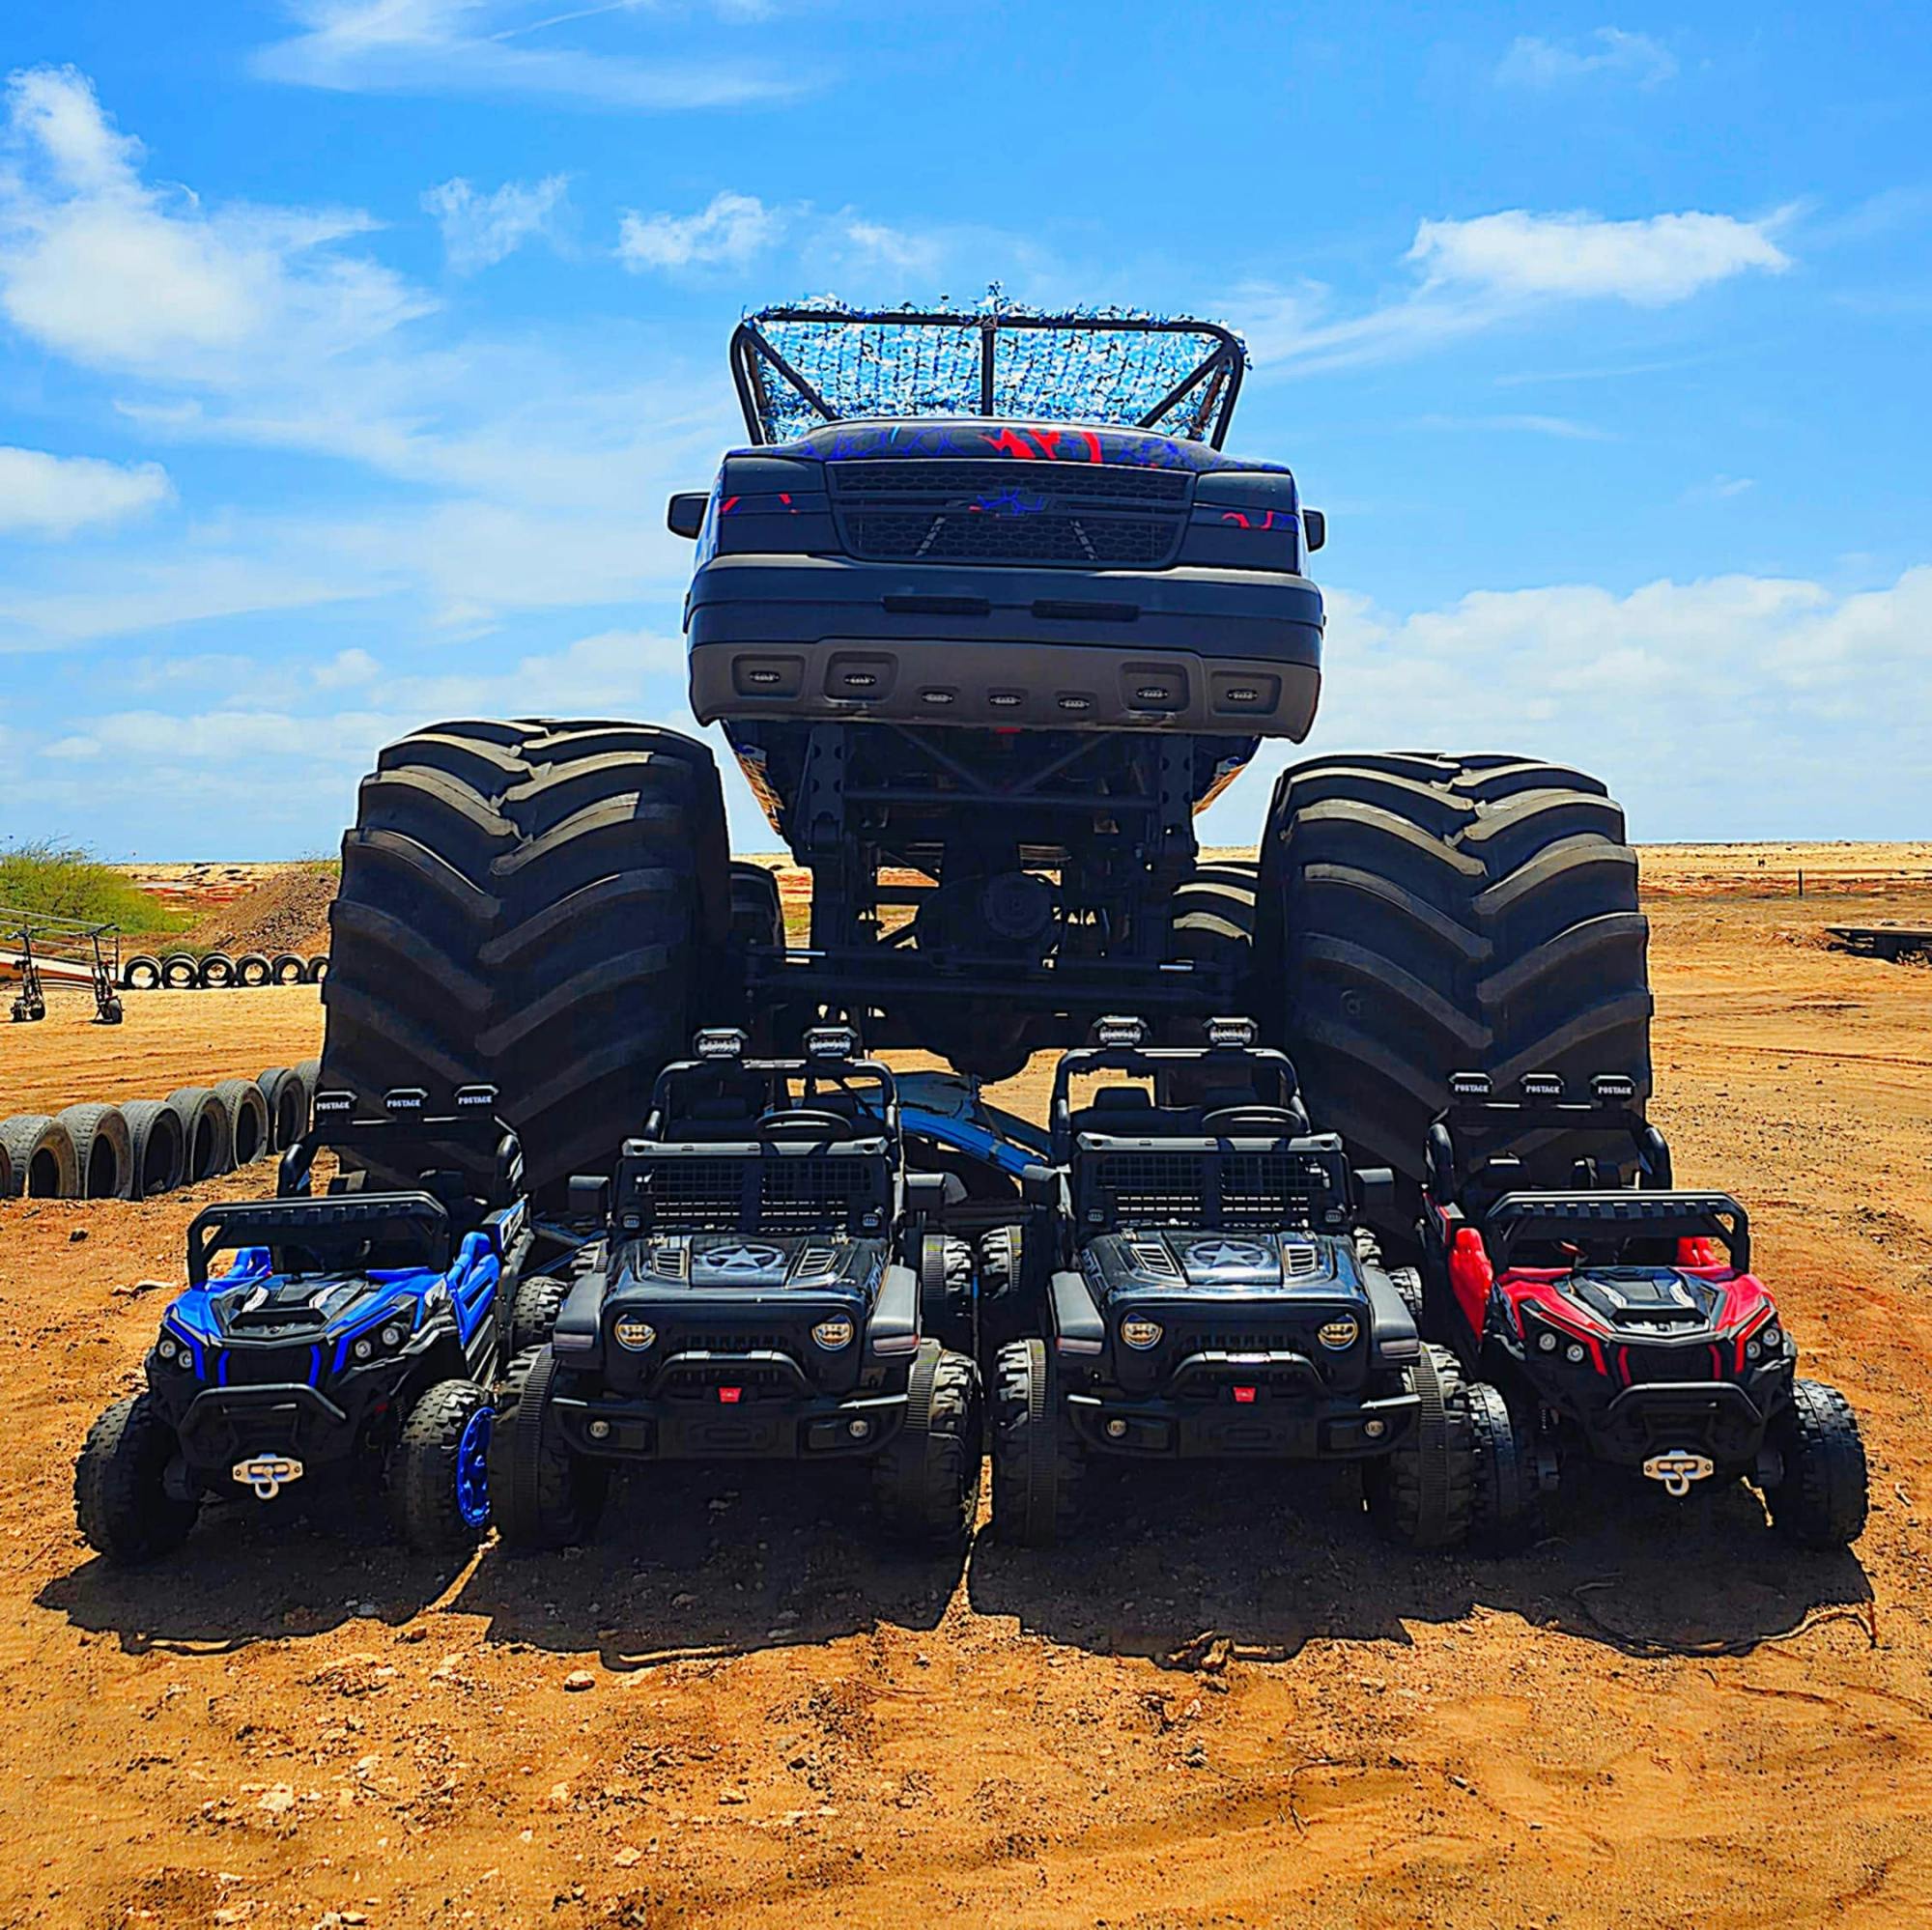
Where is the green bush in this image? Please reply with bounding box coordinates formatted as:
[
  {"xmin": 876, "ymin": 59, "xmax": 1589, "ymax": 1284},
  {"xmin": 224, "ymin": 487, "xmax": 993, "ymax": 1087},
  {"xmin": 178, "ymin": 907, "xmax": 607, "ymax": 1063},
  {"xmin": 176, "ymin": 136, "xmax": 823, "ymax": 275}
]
[{"xmin": 0, "ymin": 841, "xmax": 185, "ymax": 933}]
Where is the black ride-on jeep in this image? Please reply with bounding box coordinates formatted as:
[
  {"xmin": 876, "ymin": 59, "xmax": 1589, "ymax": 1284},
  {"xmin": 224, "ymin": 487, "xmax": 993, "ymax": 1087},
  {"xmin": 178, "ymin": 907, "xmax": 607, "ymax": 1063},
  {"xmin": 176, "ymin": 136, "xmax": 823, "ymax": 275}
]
[
  {"xmin": 990, "ymin": 1015, "xmax": 1496, "ymax": 1550},
  {"xmin": 1418, "ymin": 1070, "xmax": 1868, "ymax": 1548},
  {"xmin": 74, "ymin": 1085, "xmax": 535, "ymax": 1561},
  {"xmin": 490, "ymin": 1025, "xmax": 982, "ymax": 1551}
]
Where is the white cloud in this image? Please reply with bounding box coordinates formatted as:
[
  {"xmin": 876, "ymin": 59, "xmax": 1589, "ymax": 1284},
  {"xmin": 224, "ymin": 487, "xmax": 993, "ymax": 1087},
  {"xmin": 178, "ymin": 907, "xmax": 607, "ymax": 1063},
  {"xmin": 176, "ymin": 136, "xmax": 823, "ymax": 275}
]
[
  {"xmin": 1409, "ymin": 412, "xmax": 1615, "ymax": 441},
  {"xmin": 616, "ymin": 190, "xmax": 780, "ymax": 271},
  {"xmin": 1410, "ymin": 209, "xmax": 1791, "ymax": 306},
  {"xmin": 833, "ymin": 216, "xmax": 943, "ymax": 277},
  {"xmin": 254, "ymin": 1, "xmax": 803, "ymax": 109},
  {"xmin": 1235, "ymin": 207, "xmax": 1792, "ymax": 376},
  {"xmin": 1496, "ymin": 28, "xmax": 1678, "ymax": 89},
  {"xmin": 0, "ymin": 445, "xmax": 173, "ymax": 535},
  {"xmin": 1202, "ymin": 567, "xmax": 1932, "ymax": 844},
  {"xmin": 0, "ymin": 67, "xmax": 429, "ymax": 384},
  {"xmin": 422, "ymin": 173, "xmax": 568, "ymax": 271}
]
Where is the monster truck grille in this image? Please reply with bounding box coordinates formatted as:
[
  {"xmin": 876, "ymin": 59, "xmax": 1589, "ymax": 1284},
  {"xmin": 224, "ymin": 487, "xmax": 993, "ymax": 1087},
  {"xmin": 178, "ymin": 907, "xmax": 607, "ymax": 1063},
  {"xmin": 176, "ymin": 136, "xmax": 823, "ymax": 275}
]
[
  {"xmin": 829, "ymin": 461, "xmax": 1190, "ymax": 568},
  {"xmin": 217, "ymin": 1343, "xmax": 317, "ymax": 1388},
  {"xmin": 651, "ymin": 1157, "xmax": 875, "ymax": 1234},
  {"xmin": 1092, "ymin": 1151, "xmax": 1320, "ymax": 1232}
]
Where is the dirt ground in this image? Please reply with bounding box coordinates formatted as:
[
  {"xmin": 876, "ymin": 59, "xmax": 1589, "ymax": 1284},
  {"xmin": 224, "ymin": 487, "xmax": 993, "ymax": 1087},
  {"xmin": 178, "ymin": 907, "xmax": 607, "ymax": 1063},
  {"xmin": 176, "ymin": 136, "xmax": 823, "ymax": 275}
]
[{"xmin": 1, "ymin": 849, "xmax": 1929, "ymax": 1928}]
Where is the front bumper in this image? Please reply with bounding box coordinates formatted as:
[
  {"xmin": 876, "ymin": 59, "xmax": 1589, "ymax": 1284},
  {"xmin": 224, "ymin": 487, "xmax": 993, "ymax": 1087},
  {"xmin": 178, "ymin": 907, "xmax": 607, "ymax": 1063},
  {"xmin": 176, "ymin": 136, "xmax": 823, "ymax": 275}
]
[
  {"xmin": 1577, "ymin": 1380, "xmax": 1774, "ymax": 1471},
  {"xmin": 1065, "ymin": 1383, "xmax": 1418, "ymax": 1461},
  {"xmin": 551, "ymin": 1384, "xmax": 908, "ymax": 1462},
  {"xmin": 165, "ymin": 1382, "xmax": 362, "ymax": 1482}
]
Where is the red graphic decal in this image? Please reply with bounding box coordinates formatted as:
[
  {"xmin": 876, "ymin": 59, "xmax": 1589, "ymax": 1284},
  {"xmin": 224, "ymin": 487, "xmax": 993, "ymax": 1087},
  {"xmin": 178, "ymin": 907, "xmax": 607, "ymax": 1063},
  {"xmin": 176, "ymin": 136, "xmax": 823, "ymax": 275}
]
[
  {"xmin": 983, "ymin": 429, "xmax": 1037, "ymax": 459},
  {"xmin": 720, "ymin": 496, "xmax": 740, "ymax": 515},
  {"xmin": 1079, "ymin": 430, "xmax": 1103, "ymax": 464},
  {"xmin": 1032, "ymin": 426, "xmax": 1061, "ymax": 458},
  {"xmin": 1220, "ymin": 511, "xmax": 1251, "ymax": 528}
]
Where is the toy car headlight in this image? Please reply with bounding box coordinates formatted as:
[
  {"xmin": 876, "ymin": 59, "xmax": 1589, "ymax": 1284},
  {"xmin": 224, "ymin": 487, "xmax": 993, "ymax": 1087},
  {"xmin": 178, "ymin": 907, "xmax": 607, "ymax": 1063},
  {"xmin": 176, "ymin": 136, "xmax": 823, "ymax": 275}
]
[
  {"xmin": 353, "ymin": 1337, "xmax": 375, "ymax": 1361},
  {"xmin": 612, "ymin": 1317, "xmax": 657, "ymax": 1351},
  {"xmin": 1536, "ymin": 1332, "xmax": 1559, "ymax": 1352},
  {"xmin": 379, "ymin": 1324, "xmax": 405, "ymax": 1350},
  {"xmin": 811, "ymin": 1315, "xmax": 855, "ymax": 1350},
  {"xmin": 1761, "ymin": 1322, "xmax": 1779, "ymax": 1349},
  {"xmin": 1318, "ymin": 1317, "xmax": 1359, "ymax": 1350},
  {"xmin": 156, "ymin": 1331, "xmax": 185, "ymax": 1365},
  {"xmin": 1120, "ymin": 1315, "xmax": 1163, "ymax": 1350},
  {"xmin": 1564, "ymin": 1342, "xmax": 1587, "ymax": 1365}
]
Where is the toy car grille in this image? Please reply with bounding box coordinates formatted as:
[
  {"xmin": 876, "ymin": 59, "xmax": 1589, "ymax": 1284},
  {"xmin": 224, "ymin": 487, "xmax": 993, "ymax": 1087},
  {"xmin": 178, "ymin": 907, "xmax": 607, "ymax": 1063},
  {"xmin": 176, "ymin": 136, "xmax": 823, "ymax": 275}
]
[
  {"xmin": 832, "ymin": 461, "xmax": 1193, "ymax": 502},
  {"xmin": 662, "ymin": 1362, "xmax": 796, "ymax": 1396},
  {"xmin": 1621, "ymin": 1341, "xmax": 1723, "ymax": 1384},
  {"xmin": 840, "ymin": 507, "xmax": 1182, "ymax": 567},
  {"xmin": 217, "ymin": 1344, "xmax": 315, "ymax": 1387},
  {"xmin": 1094, "ymin": 1151, "xmax": 1320, "ymax": 1230},
  {"xmin": 649, "ymin": 1157, "xmax": 875, "ymax": 1233},
  {"xmin": 1172, "ymin": 1330, "xmax": 1308, "ymax": 1357}
]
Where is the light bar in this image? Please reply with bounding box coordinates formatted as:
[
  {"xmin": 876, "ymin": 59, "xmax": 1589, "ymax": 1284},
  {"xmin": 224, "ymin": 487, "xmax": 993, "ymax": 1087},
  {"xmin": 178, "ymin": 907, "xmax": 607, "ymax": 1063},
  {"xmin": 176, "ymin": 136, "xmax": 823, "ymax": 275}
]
[
  {"xmin": 1094, "ymin": 1014, "xmax": 1147, "ymax": 1049},
  {"xmin": 453, "ymin": 1083, "xmax": 498, "ymax": 1111},
  {"xmin": 1447, "ymin": 1071, "xmax": 1492, "ymax": 1100},
  {"xmin": 804, "ymin": 1023, "xmax": 859, "ymax": 1061},
  {"xmin": 383, "ymin": 1087, "xmax": 428, "ymax": 1117},
  {"xmin": 694, "ymin": 1028, "xmax": 749, "ymax": 1061},
  {"xmin": 1205, "ymin": 1014, "xmax": 1258, "ymax": 1049},
  {"xmin": 1518, "ymin": 1071, "xmax": 1566, "ymax": 1102},
  {"xmin": 1591, "ymin": 1073, "xmax": 1636, "ymax": 1104},
  {"xmin": 314, "ymin": 1090, "xmax": 355, "ymax": 1120}
]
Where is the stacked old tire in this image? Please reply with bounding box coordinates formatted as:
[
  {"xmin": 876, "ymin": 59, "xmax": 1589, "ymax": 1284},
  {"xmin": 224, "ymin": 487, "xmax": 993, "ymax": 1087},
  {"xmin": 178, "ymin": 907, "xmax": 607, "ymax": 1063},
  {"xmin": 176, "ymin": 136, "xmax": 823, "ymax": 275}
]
[
  {"xmin": 0, "ymin": 1062, "xmax": 319, "ymax": 1200},
  {"xmin": 1254, "ymin": 752, "xmax": 1652, "ymax": 1219},
  {"xmin": 120, "ymin": 951, "xmax": 328, "ymax": 990},
  {"xmin": 320, "ymin": 720, "xmax": 730, "ymax": 1199}
]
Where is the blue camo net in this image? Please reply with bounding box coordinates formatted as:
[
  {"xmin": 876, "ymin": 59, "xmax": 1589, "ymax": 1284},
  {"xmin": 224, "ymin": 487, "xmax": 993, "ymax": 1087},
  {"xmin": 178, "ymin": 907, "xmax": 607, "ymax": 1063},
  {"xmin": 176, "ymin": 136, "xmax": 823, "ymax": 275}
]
[{"xmin": 747, "ymin": 293, "xmax": 1244, "ymax": 442}]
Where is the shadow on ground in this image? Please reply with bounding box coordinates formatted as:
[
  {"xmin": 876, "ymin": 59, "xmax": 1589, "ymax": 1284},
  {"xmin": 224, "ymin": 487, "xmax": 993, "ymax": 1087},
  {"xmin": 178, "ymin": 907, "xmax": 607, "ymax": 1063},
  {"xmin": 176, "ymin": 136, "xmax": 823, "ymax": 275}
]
[{"xmin": 966, "ymin": 1459, "xmax": 1875, "ymax": 1665}]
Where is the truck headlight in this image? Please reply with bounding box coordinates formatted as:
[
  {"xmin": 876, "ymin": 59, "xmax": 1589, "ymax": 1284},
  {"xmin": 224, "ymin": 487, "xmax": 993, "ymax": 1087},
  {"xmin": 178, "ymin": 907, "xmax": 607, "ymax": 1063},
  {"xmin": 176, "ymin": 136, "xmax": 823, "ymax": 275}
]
[
  {"xmin": 811, "ymin": 1315, "xmax": 855, "ymax": 1350},
  {"xmin": 1318, "ymin": 1317, "xmax": 1359, "ymax": 1350},
  {"xmin": 379, "ymin": 1325, "xmax": 404, "ymax": 1350},
  {"xmin": 612, "ymin": 1317, "xmax": 657, "ymax": 1351},
  {"xmin": 1120, "ymin": 1316, "xmax": 1163, "ymax": 1350}
]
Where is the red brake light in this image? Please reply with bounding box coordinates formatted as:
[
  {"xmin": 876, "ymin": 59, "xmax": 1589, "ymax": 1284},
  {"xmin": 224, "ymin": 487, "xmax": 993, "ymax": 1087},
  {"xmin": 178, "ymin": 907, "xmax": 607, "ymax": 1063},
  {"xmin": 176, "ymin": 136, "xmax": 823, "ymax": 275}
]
[
  {"xmin": 1233, "ymin": 1385, "xmax": 1257, "ymax": 1405},
  {"xmin": 718, "ymin": 1386, "xmax": 742, "ymax": 1405}
]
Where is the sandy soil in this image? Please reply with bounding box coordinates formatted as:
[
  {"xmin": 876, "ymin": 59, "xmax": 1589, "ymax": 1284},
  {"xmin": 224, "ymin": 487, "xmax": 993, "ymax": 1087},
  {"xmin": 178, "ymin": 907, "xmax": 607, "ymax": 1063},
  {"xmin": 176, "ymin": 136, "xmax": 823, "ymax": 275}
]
[{"xmin": 1, "ymin": 861, "xmax": 1929, "ymax": 1927}]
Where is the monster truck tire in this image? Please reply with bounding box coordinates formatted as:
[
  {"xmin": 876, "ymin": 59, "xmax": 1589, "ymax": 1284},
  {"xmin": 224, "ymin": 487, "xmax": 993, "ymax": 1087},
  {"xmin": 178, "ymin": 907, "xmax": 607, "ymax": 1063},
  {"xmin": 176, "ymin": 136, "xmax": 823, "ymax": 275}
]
[
  {"xmin": 320, "ymin": 719, "xmax": 729, "ymax": 1198},
  {"xmin": 507, "ymin": 1274, "xmax": 570, "ymax": 1357},
  {"xmin": 256, "ymin": 1067, "xmax": 308, "ymax": 1152},
  {"xmin": 1364, "ymin": 1344, "xmax": 1476, "ymax": 1550},
  {"xmin": 122, "ymin": 954, "xmax": 162, "ymax": 991},
  {"xmin": 990, "ymin": 1338, "xmax": 1085, "ymax": 1547},
  {"xmin": 118, "ymin": 1100, "xmax": 187, "ymax": 1199},
  {"xmin": 74, "ymin": 1393, "xmax": 198, "ymax": 1563},
  {"xmin": 388, "ymin": 1378, "xmax": 494, "ymax": 1553},
  {"xmin": 212, "ymin": 1078, "xmax": 270, "ymax": 1166},
  {"xmin": 197, "ymin": 951, "xmax": 236, "ymax": 989},
  {"xmin": 160, "ymin": 953, "xmax": 198, "ymax": 990},
  {"xmin": 489, "ymin": 1345, "xmax": 609, "ymax": 1549},
  {"xmin": 873, "ymin": 1342, "xmax": 982, "ymax": 1547},
  {"xmin": 270, "ymin": 951, "xmax": 307, "ymax": 984},
  {"xmin": 1767, "ymin": 1378, "xmax": 1869, "ymax": 1549},
  {"xmin": 55, "ymin": 1103, "xmax": 133, "ymax": 1200},
  {"xmin": 1466, "ymin": 1380, "xmax": 1541, "ymax": 1553},
  {"xmin": 1257, "ymin": 752, "xmax": 1652, "ymax": 1220},
  {"xmin": 164, "ymin": 1087, "xmax": 234, "ymax": 1181},
  {"xmin": 235, "ymin": 951, "xmax": 273, "ymax": 988},
  {"xmin": 918, "ymin": 1235, "xmax": 978, "ymax": 1360},
  {"xmin": 0, "ymin": 1113, "xmax": 79, "ymax": 1198}
]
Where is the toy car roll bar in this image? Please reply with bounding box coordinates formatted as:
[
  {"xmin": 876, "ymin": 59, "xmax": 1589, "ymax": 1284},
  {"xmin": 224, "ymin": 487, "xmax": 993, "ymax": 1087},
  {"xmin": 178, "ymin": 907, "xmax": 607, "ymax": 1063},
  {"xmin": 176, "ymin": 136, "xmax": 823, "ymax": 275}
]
[
  {"xmin": 1477, "ymin": 1190, "xmax": 1750, "ymax": 1276},
  {"xmin": 186, "ymin": 1194, "xmax": 455, "ymax": 1286},
  {"xmin": 277, "ymin": 1085, "xmax": 524, "ymax": 1202},
  {"xmin": 1426, "ymin": 1069, "xmax": 1670, "ymax": 1205}
]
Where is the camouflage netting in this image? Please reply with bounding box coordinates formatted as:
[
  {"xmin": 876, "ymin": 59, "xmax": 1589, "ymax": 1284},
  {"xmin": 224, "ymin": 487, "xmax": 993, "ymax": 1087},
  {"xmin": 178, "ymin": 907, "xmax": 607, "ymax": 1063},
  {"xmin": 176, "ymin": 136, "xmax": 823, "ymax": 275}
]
[{"xmin": 745, "ymin": 291, "xmax": 1244, "ymax": 441}]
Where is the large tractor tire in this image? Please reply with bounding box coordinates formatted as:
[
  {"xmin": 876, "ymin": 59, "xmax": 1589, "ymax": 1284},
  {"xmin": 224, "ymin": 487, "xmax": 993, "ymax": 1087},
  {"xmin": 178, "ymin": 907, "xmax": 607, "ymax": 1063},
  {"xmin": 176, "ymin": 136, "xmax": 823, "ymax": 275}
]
[
  {"xmin": 320, "ymin": 720, "xmax": 730, "ymax": 1198},
  {"xmin": 1256, "ymin": 753, "xmax": 1652, "ymax": 1219}
]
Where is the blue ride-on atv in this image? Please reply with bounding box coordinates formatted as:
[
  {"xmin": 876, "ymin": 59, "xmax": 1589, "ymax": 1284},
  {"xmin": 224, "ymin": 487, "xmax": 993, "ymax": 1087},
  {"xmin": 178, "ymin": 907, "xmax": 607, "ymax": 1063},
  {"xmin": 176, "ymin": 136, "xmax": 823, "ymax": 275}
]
[{"xmin": 74, "ymin": 1085, "xmax": 538, "ymax": 1560}]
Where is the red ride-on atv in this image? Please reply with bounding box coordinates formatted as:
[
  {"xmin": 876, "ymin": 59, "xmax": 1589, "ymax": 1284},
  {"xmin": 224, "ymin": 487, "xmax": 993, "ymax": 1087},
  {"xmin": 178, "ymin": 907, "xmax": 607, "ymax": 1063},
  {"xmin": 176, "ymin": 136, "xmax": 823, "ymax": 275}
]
[{"xmin": 1418, "ymin": 1070, "xmax": 1868, "ymax": 1550}]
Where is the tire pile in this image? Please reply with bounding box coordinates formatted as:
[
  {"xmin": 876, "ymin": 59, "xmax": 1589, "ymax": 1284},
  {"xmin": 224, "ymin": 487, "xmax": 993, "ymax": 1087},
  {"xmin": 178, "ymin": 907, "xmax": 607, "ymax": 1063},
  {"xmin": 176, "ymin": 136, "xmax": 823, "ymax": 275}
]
[
  {"xmin": 120, "ymin": 951, "xmax": 328, "ymax": 991},
  {"xmin": 0, "ymin": 1059, "xmax": 319, "ymax": 1201}
]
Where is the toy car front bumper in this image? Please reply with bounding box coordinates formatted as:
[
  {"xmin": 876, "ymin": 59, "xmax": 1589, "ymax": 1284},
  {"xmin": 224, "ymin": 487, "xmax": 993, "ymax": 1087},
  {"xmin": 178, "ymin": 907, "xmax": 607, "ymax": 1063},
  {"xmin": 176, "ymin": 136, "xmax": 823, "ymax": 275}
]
[
  {"xmin": 168, "ymin": 1382, "xmax": 361, "ymax": 1481},
  {"xmin": 1065, "ymin": 1386, "xmax": 1418, "ymax": 1461},
  {"xmin": 549, "ymin": 1388, "xmax": 909, "ymax": 1462},
  {"xmin": 1579, "ymin": 1380, "xmax": 1771, "ymax": 1470}
]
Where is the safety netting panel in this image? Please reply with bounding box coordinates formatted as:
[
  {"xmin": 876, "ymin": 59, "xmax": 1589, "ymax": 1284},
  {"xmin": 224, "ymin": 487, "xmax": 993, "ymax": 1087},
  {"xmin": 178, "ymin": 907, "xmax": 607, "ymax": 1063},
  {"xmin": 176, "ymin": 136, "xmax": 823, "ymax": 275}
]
[{"xmin": 742, "ymin": 297, "xmax": 1243, "ymax": 443}]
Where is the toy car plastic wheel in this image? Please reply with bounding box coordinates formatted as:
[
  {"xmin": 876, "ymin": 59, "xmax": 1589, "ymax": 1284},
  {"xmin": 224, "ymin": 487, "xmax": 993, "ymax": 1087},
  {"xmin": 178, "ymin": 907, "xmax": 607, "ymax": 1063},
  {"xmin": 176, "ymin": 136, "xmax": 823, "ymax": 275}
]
[
  {"xmin": 507, "ymin": 1274, "xmax": 570, "ymax": 1357},
  {"xmin": 990, "ymin": 1338, "xmax": 1085, "ymax": 1547},
  {"xmin": 74, "ymin": 1394, "xmax": 198, "ymax": 1563},
  {"xmin": 1766, "ymin": 1379, "xmax": 1869, "ymax": 1549},
  {"xmin": 387, "ymin": 1378, "xmax": 495, "ymax": 1553},
  {"xmin": 489, "ymin": 1346, "xmax": 608, "ymax": 1549},
  {"xmin": 1363, "ymin": 1344, "xmax": 1477, "ymax": 1550},
  {"xmin": 977, "ymin": 1225, "xmax": 1032, "ymax": 1355},
  {"xmin": 918, "ymin": 1235, "xmax": 978, "ymax": 1360},
  {"xmin": 1465, "ymin": 1381, "xmax": 1541, "ymax": 1553},
  {"xmin": 873, "ymin": 1341, "xmax": 982, "ymax": 1547}
]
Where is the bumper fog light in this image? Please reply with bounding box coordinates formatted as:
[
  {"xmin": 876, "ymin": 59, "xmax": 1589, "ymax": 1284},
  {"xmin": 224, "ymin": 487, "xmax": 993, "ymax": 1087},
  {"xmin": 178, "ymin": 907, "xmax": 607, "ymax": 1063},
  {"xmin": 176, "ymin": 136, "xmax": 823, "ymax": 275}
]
[
  {"xmin": 1364, "ymin": 1418, "xmax": 1387, "ymax": 1439},
  {"xmin": 1104, "ymin": 1418, "xmax": 1128, "ymax": 1440},
  {"xmin": 588, "ymin": 1419, "xmax": 612, "ymax": 1440},
  {"xmin": 847, "ymin": 1418, "xmax": 870, "ymax": 1440}
]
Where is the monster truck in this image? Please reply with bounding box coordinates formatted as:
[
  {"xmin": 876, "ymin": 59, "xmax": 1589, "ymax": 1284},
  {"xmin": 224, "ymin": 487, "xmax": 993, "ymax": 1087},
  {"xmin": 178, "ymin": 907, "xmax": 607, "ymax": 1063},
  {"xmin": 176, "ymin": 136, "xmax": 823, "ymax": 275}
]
[
  {"xmin": 1418, "ymin": 1069, "xmax": 1868, "ymax": 1548},
  {"xmin": 488, "ymin": 1024, "xmax": 981, "ymax": 1549},
  {"xmin": 318, "ymin": 301, "xmax": 1651, "ymax": 1234}
]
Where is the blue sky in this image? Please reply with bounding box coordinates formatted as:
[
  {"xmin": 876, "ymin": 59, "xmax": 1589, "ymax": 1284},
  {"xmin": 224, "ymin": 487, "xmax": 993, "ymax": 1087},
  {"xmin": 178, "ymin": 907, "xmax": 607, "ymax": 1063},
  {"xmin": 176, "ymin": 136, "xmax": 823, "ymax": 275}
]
[{"xmin": 0, "ymin": 3, "xmax": 1926, "ymax": 858}]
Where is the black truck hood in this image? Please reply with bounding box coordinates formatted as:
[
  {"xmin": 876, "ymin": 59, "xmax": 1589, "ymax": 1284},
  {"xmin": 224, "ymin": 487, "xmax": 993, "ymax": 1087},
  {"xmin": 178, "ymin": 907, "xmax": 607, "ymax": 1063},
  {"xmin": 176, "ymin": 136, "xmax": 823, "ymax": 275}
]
[
  {"xmin": 611, "ymin": 1232, "xmax": 887, "ymax": 1301},
  {"xmin": 1081, "ymin": 1230, "xmax": 1367, "ymax": 1302}
]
